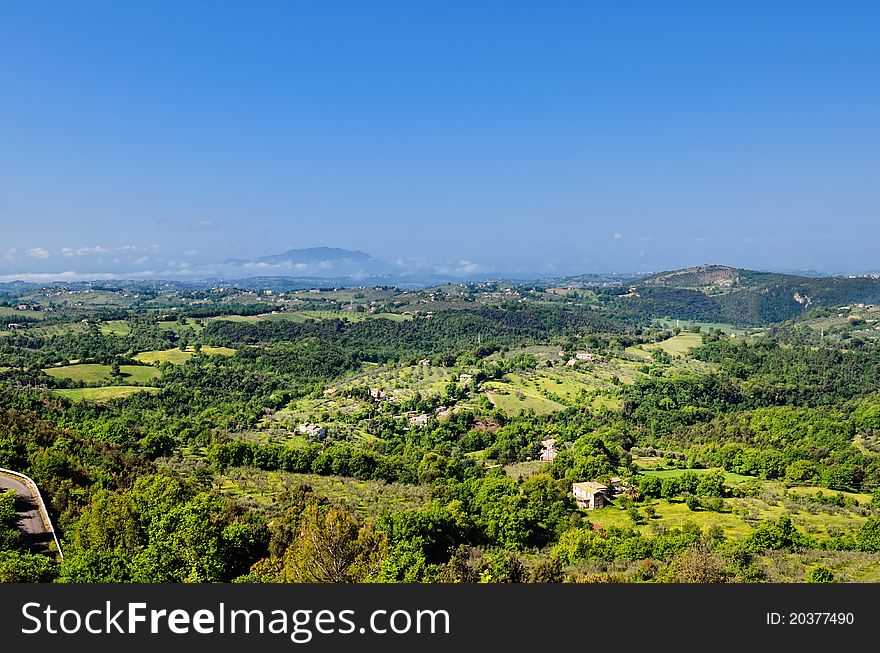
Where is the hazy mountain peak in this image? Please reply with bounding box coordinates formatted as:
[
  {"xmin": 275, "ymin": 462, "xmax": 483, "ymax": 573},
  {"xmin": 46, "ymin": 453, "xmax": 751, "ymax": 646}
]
[{"xmin": 256, "ymin": 247, "xmax": 373, "ymax": 265}]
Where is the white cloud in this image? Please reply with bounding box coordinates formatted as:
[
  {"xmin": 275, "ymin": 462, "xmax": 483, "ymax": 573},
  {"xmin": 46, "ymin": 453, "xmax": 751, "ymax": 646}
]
[
  {"xmin": 61, "ymin": 245, "xmax": 110, "ymax": 257},
  {"xmin": 0, "ymin": 271, "xmax": 116, "ymax": 282},
  {"xmin": 117, "ymin": 244, "xmax": 160, "ymax": 253},
  {"xmin": 184, "ymin": 249, "xmax": 198, "ymax": 256},
  {"xmin": 5, "ymin": 248, "xmax": 16, "ymax": 261},
  {"xmin": 134, "ymin": 256, "xmax": 149, "ymax": 265},
  {"xmin": 612, "ymin": 232, "xmax": 624, "ymax": 240},
  {"xmin": 191, "ymin": 219, "xmax": 216, "ymax": 230},
  {"xmin": 456, "ymin": 260, "xmax": 479, "ymax": 274},
  {"xmin": 81, "ymin": 245, "xmax": 110, "ymax": 255},
  {"xmin": 26, "ymin": 247, "xmax": 50, "ymax": 259}
]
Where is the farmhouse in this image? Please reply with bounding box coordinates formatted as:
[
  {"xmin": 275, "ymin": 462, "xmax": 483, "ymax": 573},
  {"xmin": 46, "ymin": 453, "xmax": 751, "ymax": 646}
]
[
  {"xmin": 539, "ymin": 438, "xmax": 557, "ymax": 462},
  {"xmin": 572, "ymin": 481, "xmax": 608, "ymax": 510},
  {"xmin": 575, "ymin": 352, "xmax": 595, "ymax": 362},
  {"xmin": 298, "ymin": 423, "xmax": 326, "ymax": 439},
  {"xmin": 409, "ymin": 414, "xmax": 429, "ymax": 427}
]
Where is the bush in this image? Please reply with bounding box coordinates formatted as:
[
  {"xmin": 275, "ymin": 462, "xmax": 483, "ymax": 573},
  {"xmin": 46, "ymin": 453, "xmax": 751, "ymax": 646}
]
[{"xmin": 806, "ymin": 566, "xmax": 835, "ymax": 583}]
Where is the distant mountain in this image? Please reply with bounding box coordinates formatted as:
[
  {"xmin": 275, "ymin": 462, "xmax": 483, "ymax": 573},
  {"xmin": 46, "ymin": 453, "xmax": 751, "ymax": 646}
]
[
  {"xmin": 221, "ymin": 247, "xmax": 393, "ymax": 277},
  {"xmin": 256, "ymin": 247, "xmax": 373, "ymax": 266}
]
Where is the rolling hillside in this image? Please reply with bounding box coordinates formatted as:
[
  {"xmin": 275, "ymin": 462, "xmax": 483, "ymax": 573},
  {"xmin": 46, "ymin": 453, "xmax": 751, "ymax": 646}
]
[{"xmin": 611, "ymin": 265, "xmax": 880, "ymax": 325}]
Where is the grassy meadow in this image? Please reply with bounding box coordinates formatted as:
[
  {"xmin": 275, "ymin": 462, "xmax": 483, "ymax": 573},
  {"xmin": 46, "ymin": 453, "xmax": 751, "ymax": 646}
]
[
  {"xmin": 54, "ymin": 386, "xmax": 160, "ymax": 402},
  {"xmin": 43, "ymin": 363, "xmax": 161, "ymax": 384},
  {"xmin": 134, "ymin": 346, "xmax": 236, "ymax": 365}
]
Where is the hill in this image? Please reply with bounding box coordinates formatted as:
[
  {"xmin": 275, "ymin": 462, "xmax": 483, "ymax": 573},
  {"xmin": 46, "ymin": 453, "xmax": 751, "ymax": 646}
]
[{"xmin": 612, "ymin": 265, "xmax": 880, "ymax": 325}]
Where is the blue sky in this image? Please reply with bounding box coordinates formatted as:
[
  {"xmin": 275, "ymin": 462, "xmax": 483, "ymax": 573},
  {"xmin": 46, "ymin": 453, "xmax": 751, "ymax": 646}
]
[{"xmin": 1, "ymin": 1, "xmax": 878, "ymax": 280}]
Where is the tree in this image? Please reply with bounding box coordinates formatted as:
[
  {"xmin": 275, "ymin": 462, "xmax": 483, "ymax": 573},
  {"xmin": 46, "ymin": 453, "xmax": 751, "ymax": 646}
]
[
  {"xmin": 660, "ymin": 477, "xmax": 680, "ymax": 499},
  {"xmin": 746, "ymin": 515, "xmax": 808, "ymax": 552},
  {"xmin": 375, "ymin": 538, "xmax": 432, "ymax": 582},
  {"xmin": 441, "ymin": 545, "xmax": 486, "ymax": 583},
  {"xmin": 0, "ymin": 550, "xmax": 56, "ymax": 582},
  {"xmin": 530, "ymin": 557, "xmax": 565, "ymax": 583},
  {"xmin": 806, "ymin": 566, "xmax": 835, "ymax": 583},
  {"xmin": 481, "ymin": 551, "xmax": 526, "ymax": 583},
  {"xmin": 855, "ymin": 517, "xmax": 880, "ymax": 553},
  {"xmin": 639, "ymin": 475, "xmax": 662, "ymax": 499},
  {"xmin": 696, "ymin": 470, "xmax": 726, "ymax": 497},
  {"xmin": 665, "ymin": 545, "xmax": 726, "ymax": 583},
  {"xmin": 0, "ymin": 491, "xmax": 22, "ymax": 551},
  {"xmin": 281, "ymin": 504, "xmax": 387, "ymax": 582}
]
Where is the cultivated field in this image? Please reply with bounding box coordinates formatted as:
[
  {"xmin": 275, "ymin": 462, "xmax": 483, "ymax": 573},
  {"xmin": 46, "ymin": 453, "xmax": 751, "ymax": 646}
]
[
  {"xmin": 43, "ymin": 363, "xmax": 161, "ymax": 384},
  {"xmin": 134, "ymin": 346, "xmax": 236, "ymax": 365},
  {"xmin": 54, "ymin": 386, "xmax": 160, "ymax": 402},
  {"xmin": 215, "ymin": 468, "xmax": 428, "ymax": 516},
  {"xmin": 208, "ymin": 310, "xmax": 411, "ymax": 325},
  {"xmin": 98, "ymin": 320, "xmax": 132, "ymax": 336}
]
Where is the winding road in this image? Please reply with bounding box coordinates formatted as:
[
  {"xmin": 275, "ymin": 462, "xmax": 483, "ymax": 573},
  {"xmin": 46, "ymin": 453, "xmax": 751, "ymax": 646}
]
[{"xmin": 0, "ymin": 470, "xmax": 58, "ymax": 556}]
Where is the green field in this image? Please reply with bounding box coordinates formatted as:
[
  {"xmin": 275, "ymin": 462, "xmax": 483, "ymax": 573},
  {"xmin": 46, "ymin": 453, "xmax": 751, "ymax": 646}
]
[
  {"xmin": 208, "ymin": 314, "xmax": 262, "ymax": 324},
  {"xmin": 295, "ymin": 310, "xmax": 410, "ymax": 323},
  {"xmin": 640, "ymin": 467, "xmax": 760, "ymax": 484},
  {"xmin": 485, "ymin": 376, "xmax": 565, "ymax": 416},
  {"xmin": 481, "ymin": 367, "xmax": 625, "ymax": 417},
  {"xmin": 54, "ymin": 386, "xmax": 160, "ymax": 402},
  {"xmin": 98, "ymin": 320, "xmax": 132, "ymax": 336},
  {"xmin": 653, "ymin": 319, "xmax": 752, "ymax": 336},
  {"xmin": 504, "ymin": 460, "xmax": 550, "ymax": 480},
  {"xmin": 43, "ymin": 363, "xmax": 162, "ymax": 384},
  {"xmin": 134, "ymin": 346, "xmax": 236, "ymax": 365},
  {"xmin": 0, "ymin": 306, "xmax": 45, "ymax": 319},
  {"xmin": 209, "ymin": 310, "xmax": 411, "ymax": 325},
  {"xmin": 651, "ymin": 332, "xmax": 705, "ymax": 356},
  {"xmin": 216, "ymin": 469, "xmax": 428, "ymax": 516},
  {"xmin": 30, "ymin": 323, "xmax": 89, "ymax": 337},
  {"xmin": 157, "ymin": 320, "xmax": 205, "ymax": 334},
  {"xmin": 588, "ymin": 494, "xmax": 869, "ymax": 542},
  {"xmin": 529, "ymin": 373, "xmax": 587, "ymax": 402},
  {"xmin": 623, "ymin": 345, "xmax": 653, "ymax": 360}
]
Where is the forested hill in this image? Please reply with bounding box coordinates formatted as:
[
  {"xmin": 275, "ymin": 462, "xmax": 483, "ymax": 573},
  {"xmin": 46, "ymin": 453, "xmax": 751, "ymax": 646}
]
[{"xmin": 595, "ymin": 265, "xmax": 880, "ymax": 326}]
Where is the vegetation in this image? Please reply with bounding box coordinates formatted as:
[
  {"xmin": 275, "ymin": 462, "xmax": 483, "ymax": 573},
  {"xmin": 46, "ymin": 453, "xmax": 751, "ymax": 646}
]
[{"xmin": 2, "ymin": 270, "xmax": 880, "ymax": 583}]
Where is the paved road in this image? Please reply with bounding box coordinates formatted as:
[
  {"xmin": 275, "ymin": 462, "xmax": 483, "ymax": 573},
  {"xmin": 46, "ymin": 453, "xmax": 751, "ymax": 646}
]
[{"xmin": 0, "ymin": 472, "xmax": 54, "ymax": 554}]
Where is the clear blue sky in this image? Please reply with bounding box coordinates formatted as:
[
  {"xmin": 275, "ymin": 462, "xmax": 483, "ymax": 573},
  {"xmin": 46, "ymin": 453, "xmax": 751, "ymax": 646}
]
[{"xmin": 1, "ymin": 1, "xmax": 878, "ymax": 279}]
